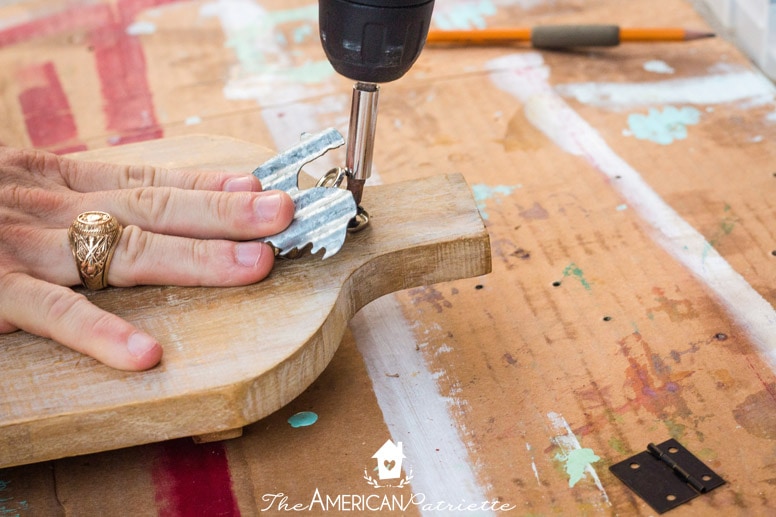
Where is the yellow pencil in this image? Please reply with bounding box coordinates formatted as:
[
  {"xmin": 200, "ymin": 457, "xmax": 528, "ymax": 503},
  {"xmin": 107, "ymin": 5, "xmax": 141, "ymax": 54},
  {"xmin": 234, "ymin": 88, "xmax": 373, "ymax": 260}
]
[{"xmin": 426, "ymin": 25, "xmax": 715, "ymax": 48}]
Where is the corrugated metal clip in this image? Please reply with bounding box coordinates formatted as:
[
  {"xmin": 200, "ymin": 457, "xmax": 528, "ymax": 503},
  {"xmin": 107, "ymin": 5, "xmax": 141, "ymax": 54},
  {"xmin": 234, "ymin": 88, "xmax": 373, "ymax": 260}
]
[{"xmin": 252, "ymin": 128, "xmax": 357, "ymax": 259}]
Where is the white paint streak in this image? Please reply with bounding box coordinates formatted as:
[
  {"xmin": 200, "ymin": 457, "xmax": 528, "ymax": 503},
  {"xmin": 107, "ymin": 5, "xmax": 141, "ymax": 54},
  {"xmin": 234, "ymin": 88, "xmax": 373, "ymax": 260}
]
[
  {"xmin": 547, "ymin": 412, "xmax": 610, "ymax": 505},
  {"xmin": 126, "ymin": 20, "xmax": 156, "ymax": 35},
  {"xmin": 208, "ymin": 1, "xmax": 486, "ymax": 507},
  {"xmin": 554, "ymin": 70, "xmax": 776, "ymax": 109},
  {"xmin": 526, "ymin": 442, "xmax": 541, "ymax": 485},
  {"xmin": 352, "ymin": 299, "xmax": 493, "ymax": 515},
  {"xmin": 643, "ymin": 60, "xmax": 674, "ymax": 75},
  {"xmin": 489, "ymin": 53, "xmax": 776, "ymax": 370}
]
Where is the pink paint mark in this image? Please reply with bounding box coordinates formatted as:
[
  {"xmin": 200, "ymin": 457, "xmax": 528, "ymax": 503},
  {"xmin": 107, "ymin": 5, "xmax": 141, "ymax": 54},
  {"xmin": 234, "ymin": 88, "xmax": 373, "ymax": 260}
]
[
  {"xmin": 0, "ymin": 5, "xmax": 112, "ymax": 48},
  {"xmin": 89, "ymin": 0, "xmax": 180, "ymax": 145},
  {"xmin": 3, "ymin": 0, "xmax": 189, "ymax": 147},
  {"xmin": 17, "ymin": 61, "xmax": 86, "ymax": 153},
  {"xmin": 153, "ymin": 439, "xmax": 240, "ymax": 517}
]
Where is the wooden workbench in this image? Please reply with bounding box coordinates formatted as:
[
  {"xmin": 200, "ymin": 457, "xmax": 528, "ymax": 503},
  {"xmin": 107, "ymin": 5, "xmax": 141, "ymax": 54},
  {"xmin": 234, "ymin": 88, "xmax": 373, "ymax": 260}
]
[{"xmin": 1, "ymin": 0, "xmax": 774, "ymax": 515}]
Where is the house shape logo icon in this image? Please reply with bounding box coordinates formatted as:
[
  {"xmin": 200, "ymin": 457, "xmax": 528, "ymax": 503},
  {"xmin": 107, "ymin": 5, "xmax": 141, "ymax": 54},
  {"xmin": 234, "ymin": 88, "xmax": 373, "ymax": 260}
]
[{"xmin": 372, "ymin": 439, "xmax": 405, "ymax": 480}]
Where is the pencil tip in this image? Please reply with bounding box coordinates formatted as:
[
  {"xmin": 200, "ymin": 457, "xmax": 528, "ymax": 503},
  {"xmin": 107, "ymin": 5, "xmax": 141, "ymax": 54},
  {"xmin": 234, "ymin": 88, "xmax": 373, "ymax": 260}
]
[{"xmin": 685, "ymin": 30, "xmax": 716, "ymax": 41}]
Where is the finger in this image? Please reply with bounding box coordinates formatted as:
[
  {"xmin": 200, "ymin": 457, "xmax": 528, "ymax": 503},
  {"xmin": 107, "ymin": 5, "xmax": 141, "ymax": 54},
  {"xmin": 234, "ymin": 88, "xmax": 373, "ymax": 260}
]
[
  {"xmin": 56, "ymin": 155, "xmax": 263, "ymax": 193},
  {"xmin": 81, "ymin": 188, "xmax": 295, "ymax": 240},
  {"xmin": 0, "ymin": 273, "xmax": 162, "ymax": 371},
  {"xmin": 107, "ymin": 226, "xmax": 277, "ymax": 287},
  {"xmin": 17, "ymin": 224, "xmax": 278, "ymax": 288}
]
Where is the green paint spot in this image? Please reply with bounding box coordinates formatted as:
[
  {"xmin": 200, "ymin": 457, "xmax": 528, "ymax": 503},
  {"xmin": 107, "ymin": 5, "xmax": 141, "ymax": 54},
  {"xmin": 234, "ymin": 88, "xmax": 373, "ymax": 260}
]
[
  {"xmin": 266, "ymin": 5, "xmax": 318, "ymax": 25},
  {"xmin": 471, "ymin": 183, "xmax": 521, "ymax": 220},
  {"xmin": 628, "ymin": 106, "xmax": 701, "ymax": 145},
  {"xmin": 664, "ymin": 419, "xmax": 686, "ymax": 439},
  {"xmin": 608, "ymin": 437, "xmax": 629, "ymax": 455},
  {"xmin": 556, "ymin": 448, "xmax": 601, "ymax": 487},
  {"xmin": 698, "ymin": 448, "xmax": 718, "ymax": 461},
  {"xmin": 563, "ymin": 263, "xmax": 591, "ymax": 291},
  {"xmin": 288, "ymin": 411, "xmax": 318, "ymax": 428},
  {"xmin": 702, "ymin": 203, "xmax": 738, "ymax": 264}
]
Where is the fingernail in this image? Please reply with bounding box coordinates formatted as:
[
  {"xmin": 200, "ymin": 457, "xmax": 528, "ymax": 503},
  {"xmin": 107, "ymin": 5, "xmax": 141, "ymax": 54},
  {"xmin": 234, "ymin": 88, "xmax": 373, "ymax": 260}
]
[
  {"xmin": 255, "ymin": 192, "xmax": 282, "ymax": 222},
  {"xmin": 224, "ymin": 176, "xmax": 257, "ymax": 192},
  {"xmin": 236, "ymin": 242, "xmax": 263, "ymax": 267},
  {"xmin": 127, "ymin": 332, "xmax": 159, "ymax": 358}
]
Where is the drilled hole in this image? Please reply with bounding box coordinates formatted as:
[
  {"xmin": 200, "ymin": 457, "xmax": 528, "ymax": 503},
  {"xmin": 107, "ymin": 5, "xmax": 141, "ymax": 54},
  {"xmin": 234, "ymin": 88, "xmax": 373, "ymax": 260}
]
[
  {"xmin": 771, "ymin": 250, "xmax": 776, "ymax": 257},
  {"xmin": 603, "ymin": 316, "xmax": 612, "ymax": 322},
  {"xmin": 629, "ymin": 462, "xmax": 640, "ymax": 470},
  {"xmin": 552, "ymin": 281, "xmax": 562, "ymax": 287},
  {"xmin": 475, "ymin": 284, "xmax": 484, "ymax": 290},
  {"xmin": 714, "ymin": 332, "xmax": 728, "ymax": 341}
]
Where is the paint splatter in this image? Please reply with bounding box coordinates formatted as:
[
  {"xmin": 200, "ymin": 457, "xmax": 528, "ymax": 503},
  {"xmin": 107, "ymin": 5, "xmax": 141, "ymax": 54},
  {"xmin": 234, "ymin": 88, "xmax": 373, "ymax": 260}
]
[
  {"xmin": 488, "ymin": 53, "xmax": 776, "ymax": 375},
  {"xmin": 432, "ymin": 0, "xmax": 497, "ymax": 30},
  {"xmin": 615, "ymin": 332, "xmax": 694, "ymax": 422},
  {"xmin": 732, "ymin": 384, "xmax": 776, "ymax": 439},
  {"xmin": 519, "ymin": 202, "xmax": 549, "ymax": 220},
  {"xmin": 547, "ymin": 412, "xmax": 609, "ymax": 501},
  {"xmin": 648, "ymin": 287, "xmax": 699, "ymax": 322},
  {"xmin": 563, "ymin": 263, "xmax": 591, "ymax": 291},
  {"xmin": 17, "ymin": 61, "xmax": 85, "ymax": 153},
  {"xmin": 409, "ymin": 286, "xmax": 453, "ymax": 313},
  {"xmin": 471, "ymin": 183, "xmax": 521, "ymax": 219},
  {"xmin": 153, "ymin": 439, "xmax": 239, "ymax": 517},
  {"xmin": 555, "ymin": 69, "xmax": 776, "ymax": 109},
  {"xmin": 643, "ymin": 60, "xmax": 674, "ymax": 74},
  {"xmin": 0, "ymin": 479, "xmax": 29, "ymax": 515},
  {"xmin": 627, "ymin": 106, "xmax": 701, "ymax": 145},
  {"xmin": 126, "ymin": 20, "xmax": 156, "ymax": 35},
  {"xmin": 201, "ymin": 1, "xmax": 333, "ymax": 105},
  {"xmin": 560, "ymin": 448, "xmax": 601, "ymax": 487},
  {"xmin": 288, "ymin": 411, "xmax": 318, "ymax": 428}
]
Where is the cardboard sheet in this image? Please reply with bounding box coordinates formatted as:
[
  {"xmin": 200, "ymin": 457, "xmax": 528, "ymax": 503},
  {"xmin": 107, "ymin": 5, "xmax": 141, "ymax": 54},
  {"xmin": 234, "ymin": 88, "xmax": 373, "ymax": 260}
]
[{"xmin": 1, "ymin": 0, "xmax": 775, "ymax": 514}]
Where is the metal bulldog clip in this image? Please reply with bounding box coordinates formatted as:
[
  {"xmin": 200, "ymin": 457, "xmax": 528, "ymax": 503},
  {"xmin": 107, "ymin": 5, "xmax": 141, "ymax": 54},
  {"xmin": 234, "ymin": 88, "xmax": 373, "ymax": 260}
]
[{"xmin": 252, "ymin": 128, "xmax": 358, "ymax": 259}]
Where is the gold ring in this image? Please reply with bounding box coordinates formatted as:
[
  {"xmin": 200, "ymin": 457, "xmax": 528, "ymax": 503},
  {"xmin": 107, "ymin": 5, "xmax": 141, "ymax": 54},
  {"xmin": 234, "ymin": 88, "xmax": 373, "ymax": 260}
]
[{"xmin": 68, "ymin": 211, "xmax": 123, "ymax": 290}]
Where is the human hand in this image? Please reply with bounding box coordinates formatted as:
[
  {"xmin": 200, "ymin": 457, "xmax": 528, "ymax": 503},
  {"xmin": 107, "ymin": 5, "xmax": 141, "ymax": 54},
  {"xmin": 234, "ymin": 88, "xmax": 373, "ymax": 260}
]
[{"xmin": 0, "ymin": 146, "xmax": 294, "ymax": 371}]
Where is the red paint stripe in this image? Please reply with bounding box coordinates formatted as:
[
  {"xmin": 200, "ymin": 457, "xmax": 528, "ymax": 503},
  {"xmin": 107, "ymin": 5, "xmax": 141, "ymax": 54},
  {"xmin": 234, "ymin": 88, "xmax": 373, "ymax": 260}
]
[
  {"xmin": 153, "ymin": 439, "xmax": 240, "ymax": 517},
  {"xmin": 89, "ymin": 0, "xmax": 167, "ymax": 145},
  {"xmin": 17, "ymin": 61, "xmax": 85, "ymax": 152},
  {"xmin": 0, "ymin": 5, "xmax": 112, "ymax": 48}
]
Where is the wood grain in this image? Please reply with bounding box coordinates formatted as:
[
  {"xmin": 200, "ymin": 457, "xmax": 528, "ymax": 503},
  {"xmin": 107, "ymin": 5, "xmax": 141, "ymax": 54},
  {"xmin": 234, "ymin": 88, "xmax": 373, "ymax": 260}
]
[{"xmin": 0, "ymin": 135, "xmax": 491, "ymax": 468}]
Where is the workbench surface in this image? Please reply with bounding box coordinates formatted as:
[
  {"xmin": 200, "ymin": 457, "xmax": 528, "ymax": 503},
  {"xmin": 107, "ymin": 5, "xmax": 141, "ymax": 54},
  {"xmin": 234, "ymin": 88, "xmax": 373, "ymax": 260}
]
[{"xmin": 1, "ymin": 0, "xmax": 775, "ymax": 515}]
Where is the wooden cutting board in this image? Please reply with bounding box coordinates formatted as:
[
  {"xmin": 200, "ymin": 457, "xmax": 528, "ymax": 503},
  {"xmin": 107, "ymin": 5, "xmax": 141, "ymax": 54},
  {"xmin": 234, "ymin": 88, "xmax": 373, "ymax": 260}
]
[{"xmin": 0, "ymin": 135, "xmax": 491, "ymax": 468}]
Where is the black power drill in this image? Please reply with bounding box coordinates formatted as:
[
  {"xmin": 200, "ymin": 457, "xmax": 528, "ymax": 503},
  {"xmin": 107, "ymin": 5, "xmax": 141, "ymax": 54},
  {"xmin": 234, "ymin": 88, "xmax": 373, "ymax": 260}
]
[{"xmin": 318, "ymin": 0, "xmax": 435, "ymax": 214}]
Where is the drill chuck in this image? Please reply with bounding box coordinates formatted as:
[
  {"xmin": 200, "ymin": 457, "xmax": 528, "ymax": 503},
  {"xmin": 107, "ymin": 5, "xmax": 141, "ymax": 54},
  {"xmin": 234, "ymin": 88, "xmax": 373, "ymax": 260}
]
[{"xmin": 319, "ymin": 0, "xmax": 435, "ymax": 83}]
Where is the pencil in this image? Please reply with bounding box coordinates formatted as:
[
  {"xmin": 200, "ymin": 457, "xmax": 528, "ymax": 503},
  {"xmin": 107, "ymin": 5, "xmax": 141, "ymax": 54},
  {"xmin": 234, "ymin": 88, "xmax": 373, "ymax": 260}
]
[{"xmin": 425, "ymin": 25, "xmax": 715, "ymax": 48}]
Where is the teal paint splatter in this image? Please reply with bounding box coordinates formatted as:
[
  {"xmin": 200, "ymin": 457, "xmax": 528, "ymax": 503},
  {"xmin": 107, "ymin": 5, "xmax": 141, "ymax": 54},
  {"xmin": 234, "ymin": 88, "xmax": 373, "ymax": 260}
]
[
  {"xmin": 563, "ymin": 263, "xmax": 591, "ymax": 290},
  {"xmin": 288, "ymin": 411, "xmax": 318, "ymax": 428},
  {"xmin": 434, "ymin": 0, "xmax": 497, "ymax": 30},
  {"xmin": 0, "ymin": 479, "xmax": 28, "ymax": 516},
  {"xmin": 701, "ymin": 203, "xmax": 738, "ymax": 264},
  {"xmin": 471, "ymin": 183, "xmax": 521, "ymax": 219},
  {"xmin": 203, "ymin": 3, "xmax": 334, "ymax": 84},
  {"xmin": 627, "ymin": 106, "xmax": 701, "ymax": 145},
  {"xmin": 555, "ymin": 448, "xmax": 601, "ymax": 487},
  {"xmin": 292, "ymin": 24, "xmax": 313, "ymax": 43}
]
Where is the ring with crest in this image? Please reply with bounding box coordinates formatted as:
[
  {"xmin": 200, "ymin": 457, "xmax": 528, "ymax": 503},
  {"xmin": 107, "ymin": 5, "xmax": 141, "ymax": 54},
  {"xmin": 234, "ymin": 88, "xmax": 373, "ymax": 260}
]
[{"xmin": 67, "ymin": 211, "xmax": 123, "ymax": 290}]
